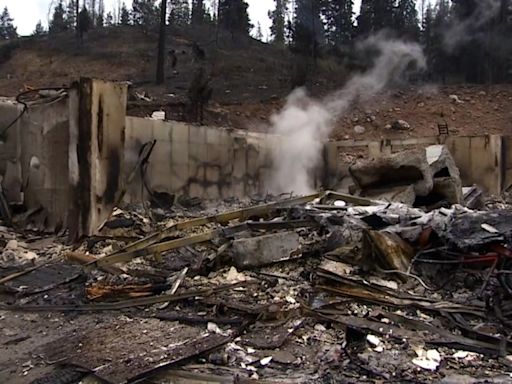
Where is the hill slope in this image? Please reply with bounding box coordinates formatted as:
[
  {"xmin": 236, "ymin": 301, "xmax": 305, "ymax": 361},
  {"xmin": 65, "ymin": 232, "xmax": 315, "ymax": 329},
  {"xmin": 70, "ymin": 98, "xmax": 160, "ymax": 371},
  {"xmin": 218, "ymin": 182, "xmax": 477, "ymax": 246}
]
[{"xmin": 0, "ymin": 25, "xmax": 511, "ymax": 139}]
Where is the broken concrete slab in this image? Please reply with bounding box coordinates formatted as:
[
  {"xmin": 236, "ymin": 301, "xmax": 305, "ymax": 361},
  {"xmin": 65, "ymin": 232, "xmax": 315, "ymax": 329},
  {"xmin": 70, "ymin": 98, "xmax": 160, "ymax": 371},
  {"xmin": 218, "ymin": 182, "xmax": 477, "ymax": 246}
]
[
  {"xmin": 362, "ymin": 185, "xmax": 416, "ymax": 206},
  {"xmin": 231, "ymin": 231, "xmax": 301, "ymax": 269},
  {"xmin": 425, "ymin": 145, "xmax": 463, "ymax": 205},
  {"xmin": 349, "ymin": 149, "xmax": 433, "ymax": 196},
  {"xmin": 426, "ymin": 145, "xmax": 461, "ymax": 179},
  {"xmin": 433, "ymin": 176, "xmax": 463, "ymax": 205}
]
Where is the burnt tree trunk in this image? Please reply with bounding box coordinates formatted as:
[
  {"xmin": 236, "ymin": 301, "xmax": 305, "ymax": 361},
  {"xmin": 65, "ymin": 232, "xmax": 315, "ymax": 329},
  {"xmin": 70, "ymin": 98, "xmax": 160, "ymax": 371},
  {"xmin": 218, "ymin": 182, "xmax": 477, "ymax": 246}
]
[{"xmin": 156, "ymin": 0, "xmax": 167, "ymax": 84}]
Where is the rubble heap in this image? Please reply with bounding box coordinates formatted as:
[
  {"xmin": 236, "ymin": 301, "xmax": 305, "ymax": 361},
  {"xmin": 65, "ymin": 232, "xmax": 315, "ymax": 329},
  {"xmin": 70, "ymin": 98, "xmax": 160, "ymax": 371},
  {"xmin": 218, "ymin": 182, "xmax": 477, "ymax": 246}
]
[{"xmin": 1, "ymin": 148, "xmax": 512, "ymax": 383}]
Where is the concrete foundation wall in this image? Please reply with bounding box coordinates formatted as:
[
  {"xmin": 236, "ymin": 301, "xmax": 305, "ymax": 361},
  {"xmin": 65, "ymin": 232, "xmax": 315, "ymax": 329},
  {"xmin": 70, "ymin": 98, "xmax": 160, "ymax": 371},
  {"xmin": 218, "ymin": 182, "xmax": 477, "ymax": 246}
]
[
  {"xmin": 326, "ymin": 135, "xmax": 505, "ymax": 195},
  {"xmin": 125, "ymin": 118, "xmax": 276, "ymax": 201},
  {"xmin": 0, "ymin": 100, "xmax": 21, "ymax": 182}
]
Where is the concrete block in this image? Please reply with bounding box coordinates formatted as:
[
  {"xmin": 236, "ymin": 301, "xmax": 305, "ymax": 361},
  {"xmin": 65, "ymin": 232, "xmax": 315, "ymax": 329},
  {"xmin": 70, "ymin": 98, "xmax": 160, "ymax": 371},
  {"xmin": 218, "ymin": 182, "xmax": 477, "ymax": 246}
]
[
  {"xmin": 231, "ymin": 231, "xmax": 301, "ymax": 269},
  {"xmin": 189, "ymin": 163, "xmax": 205, "ymax": 182},
  {"xmin": 170, "ymin": 164, "xmax": 189, "ymax": 190},
  {"xmin": 171, "ymin": 122, "xmax": 190, "ymax": 143},
  {"xmin": 189, "ymin": 182, "xmax": 205, "ymax": 198},
  {"xmin": 231, "ymin": 182, "xmax": 245, "ymax": 198},
  {"xmin": 189, "ymin": 125, "xmax": 206, "ymax": 144},
  {"xmin": 171, "ymin": 141, "xmax": 189, "ymax": 165},
  {"xmin": 246, "ymin": 145, "xmax": 260, "ymax": 177},
  {"xmin": 233, "ymin": 147, "xmax": 247, "ymax": 179},
  {"xmin": 206, "ymin": 127, "xmax": 222, "ymax": 144},
  {"xmin": 205, "ymin": 185, "xmax": 220, "ymax": 200},
  {"xmin": 189, "ymin": 143, "xmax": 208, "ymax": 163},
  {"xmin": 153, "ymin": 121, "xmax": 172, "ymax": 141},
  {"xmin": 206, "ymin": 166, "xmax": 220, "ymax": 183},
  {"xmin": 207, "ymin": 144, "xmax": 223, "ymax": 164}
]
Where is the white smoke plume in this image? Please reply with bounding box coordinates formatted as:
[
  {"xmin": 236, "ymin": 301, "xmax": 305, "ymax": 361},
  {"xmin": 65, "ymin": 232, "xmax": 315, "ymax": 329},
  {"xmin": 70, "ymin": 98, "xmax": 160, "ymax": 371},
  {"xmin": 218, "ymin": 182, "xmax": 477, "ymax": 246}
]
[
  {"xmin": 268, "ymin": 35, "xmax": 426, "ymax": 194},
  {"xmin": 443, "ymin": 0, "xmax": 501, "ymax": 51}
]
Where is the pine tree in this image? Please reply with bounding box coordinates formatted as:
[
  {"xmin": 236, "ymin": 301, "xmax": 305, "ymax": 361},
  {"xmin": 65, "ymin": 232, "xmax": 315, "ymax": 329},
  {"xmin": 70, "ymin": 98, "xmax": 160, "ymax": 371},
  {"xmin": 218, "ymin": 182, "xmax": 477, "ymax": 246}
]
[
  {"xmin": 96, "ymin": 0, "xmax": 105, "ymax": 27},
  {"xmin": 50, "ymin": 0, "xmax": 69, "ymax": 33},
  {"xmin": 254, "ymin": 22, "xmax": 263, "ymax": 40},
  {"xmin": 421, "ymin": 2, "xmax": 434, "ymax": 49},
  {"xmin": 0, "ymin": 7, "xmax": 17, "ymax": 40},
  {"xmin": 66, "ymin": 0, "xmax": 77, "ymax": 30},
  {"xmin": 105, "ymin": 12, "xmax": 114, "ymax": 26},
  {"xmin": 292, "ymin": 0, "xmax": 324, "ymax": 57},
  {"xmin": 322, "ymin": 0, "xmax": 354, "ymax": 46},
  {"xmin": 78, "ymin": 6, "xmax": 92, "ymax": 40},
  {"xmin": 120, "ymin": 2, "xmax": 131, "ymax": 25},
  {"xmin": 168, "ymin": 0, "xmax": 190, "ymax": 26},
  {"xmin": 373, "ymin": 0, "xmax": 395, "ymax": 31},
  {"xmin": 33, "ymin": 20, "xmax": 46, "ymax": 36},
  {"xmin": 357, "ymin": 0, "xmax": 395, "ymax": 36},
  {"xmin": 269, "ymin": 0, "xmax": 288, "ymax": 46},
  {"xmin": 191, "ymin": 0, "xmax": 205, "ymax": 25},
  {"xmin": 132, "ymin": 0, "xmax": 158, "ymax": 30},
  {"xmin": 357, "ymin": 0, "xmax": 373, "ymax": 36},
  {"xmin": 395, "ymin": 0, "xmax": 420, "ymax": 40},
  {"xmin": 219, "ymin": 0, "xmax": 252, "ymax": 36}
]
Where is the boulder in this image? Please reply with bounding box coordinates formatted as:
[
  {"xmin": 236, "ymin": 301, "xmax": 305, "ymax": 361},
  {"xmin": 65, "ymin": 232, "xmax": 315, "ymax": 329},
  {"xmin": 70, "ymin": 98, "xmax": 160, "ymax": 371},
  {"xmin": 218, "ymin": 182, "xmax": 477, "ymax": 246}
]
[{"xmin": 391, "ymin": 120, "xmax": 411, "ymax": 130}]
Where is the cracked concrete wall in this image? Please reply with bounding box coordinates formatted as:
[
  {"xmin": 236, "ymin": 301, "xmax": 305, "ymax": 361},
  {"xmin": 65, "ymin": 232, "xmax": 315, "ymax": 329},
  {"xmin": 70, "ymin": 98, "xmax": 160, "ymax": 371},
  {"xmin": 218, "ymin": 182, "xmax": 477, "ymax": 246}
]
[{"xmin": 124, "ymin": 118, "xmax": 276, "ymax": 201}]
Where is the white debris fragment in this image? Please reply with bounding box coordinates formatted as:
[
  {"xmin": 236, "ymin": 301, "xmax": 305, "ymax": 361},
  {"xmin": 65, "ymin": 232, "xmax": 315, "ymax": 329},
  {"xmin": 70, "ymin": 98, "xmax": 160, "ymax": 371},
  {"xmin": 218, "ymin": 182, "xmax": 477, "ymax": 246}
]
[
  {"xmin": 412, "ymin": 348, "xmax": 441, "ymax": 371},
  {"xmin": 334, "ymin": 200, "xmax": 347, "ymax": 207},
  {"xmin": 207, "ymin": 322, "xmax": 229, "ymax": 336},
  {"xmin": 225, "ymin": 266, "xmax": 247, "ymax": 282},
  {"xmin": 260, "ymin": 356, "xmax": 273, "ymax": 366},
  {"xmin": 481, "ymin": 223, "xmax": 499, "ymax": 234},
  {"xmin": 314, "ymin": 324, "xmax": 327, "ymax": 332},
  {"xmin": 366, "ymin": 334, "xmax": 381, "ymax": 347}
]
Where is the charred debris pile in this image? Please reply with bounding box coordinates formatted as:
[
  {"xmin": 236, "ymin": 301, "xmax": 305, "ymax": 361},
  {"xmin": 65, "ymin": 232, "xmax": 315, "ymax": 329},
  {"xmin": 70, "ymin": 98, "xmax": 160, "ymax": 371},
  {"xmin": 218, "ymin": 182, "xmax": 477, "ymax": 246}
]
[{"xmin": 2, "ymin": 145, "xmax": 512, "ymax": 383}]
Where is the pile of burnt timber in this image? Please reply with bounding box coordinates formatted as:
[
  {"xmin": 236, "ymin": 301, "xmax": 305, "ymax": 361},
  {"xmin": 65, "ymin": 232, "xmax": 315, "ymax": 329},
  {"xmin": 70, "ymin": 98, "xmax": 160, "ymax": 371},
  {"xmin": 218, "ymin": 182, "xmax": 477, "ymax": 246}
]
[{"xmin": 2, "ymin": 146, "xmax": 512, "ymax": 383}]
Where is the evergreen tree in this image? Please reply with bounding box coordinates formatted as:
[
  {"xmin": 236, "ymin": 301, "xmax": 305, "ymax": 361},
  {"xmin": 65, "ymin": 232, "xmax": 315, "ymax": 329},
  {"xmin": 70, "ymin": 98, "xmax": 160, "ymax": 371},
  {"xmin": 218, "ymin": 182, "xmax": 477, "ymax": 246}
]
[
  {"xmin": 96, "ymin": 0, "xmax": 105, "ymax": 27},
  {"xmin": 322, "ymin": 0, "xmax": 354, "ymax": 46},
  {"xmin": 105, "ymin": 12, "xmax": 114, "ymax": 26},
  {"xmin": 50, "ymin": 0, "xmax": 68, "ymax": 33},
  {"xmin": 132, "ymin": 0, "xmax": 158, "ymax": 30},
  {"xmin": 357, "ymin": 0, "xmax": 394, "ymax": 36},
  {"xmin": 120, "ymin": 2, "xmax": 131, "ymax": 25},
  {"xmin": 78, "ymin": 6, "xmax": 92, "ymax": 40},
  {"xmin": 66, "ymin": 0, "xmax": 77, "ymax": 30},
  {"xmin": 269, "ymin": 0, "xmax": 288, "ymax": 46},
  {"xmin": 254, "ymin": 22, "xmax": 263, "ymax": 40},
  {"xmin": 0, "ymin": 7, "xmax": 17, "ymax": 40},
  {"xmin": 292, "ymin": 0, "xmax": 324, "ymax": 57},
  {"xmin": 395, "ymin": 0, "xmax": 420, "ymax": 40},
  {"xmin": 429, "ymin": 0, "xmax": 450, "ymax": 83},
  {"xmin": 373, "ymin": 0, "xmax": 395, "ymax": 31},
  {"xmin": 168, "ymin": 0, "xmax": 190, "ymax": 26},
  {"xmin": 421, "ymin": 2, "xmax": 434, "ymax": 50},
  {"xmin": 219, "ymin": 0, "xmax": 251, "ymax": 36},
  {"xmin": 191, "ymin": 0, "xmax": 205, "ymax": 25},
  {"xmin": 33, "ymin": 20, "xmax": 46, "ymax": 36},
  {"xmin": 357, "ymin": 0, "xmax": 373, "ymax": 36}
]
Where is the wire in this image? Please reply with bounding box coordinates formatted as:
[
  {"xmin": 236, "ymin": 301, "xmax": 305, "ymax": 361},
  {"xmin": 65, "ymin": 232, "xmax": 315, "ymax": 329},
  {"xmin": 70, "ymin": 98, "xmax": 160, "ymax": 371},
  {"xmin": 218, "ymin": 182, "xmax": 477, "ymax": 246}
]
[{"xmin": 0, "ymin": 87, "xmax": 69, "ymax": 139}]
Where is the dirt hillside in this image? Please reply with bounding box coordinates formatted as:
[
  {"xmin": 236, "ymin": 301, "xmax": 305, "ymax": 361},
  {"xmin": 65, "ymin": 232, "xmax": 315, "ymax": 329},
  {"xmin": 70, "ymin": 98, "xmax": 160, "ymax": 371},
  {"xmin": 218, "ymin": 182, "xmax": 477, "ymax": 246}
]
[{"xmin": 0, "ymin": 25, "xmax": 511, "ymax": 140}]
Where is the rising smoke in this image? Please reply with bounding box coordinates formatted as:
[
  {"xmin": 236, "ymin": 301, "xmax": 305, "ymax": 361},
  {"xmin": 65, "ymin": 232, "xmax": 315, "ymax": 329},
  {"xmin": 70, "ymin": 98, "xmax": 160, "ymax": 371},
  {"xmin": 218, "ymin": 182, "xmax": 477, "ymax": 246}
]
[
  {"xmin": 443, "ymin": 0, "xmax": 502, "ymax": 51},
  {"xmin": 268, "ymin": 35, "xmax": 426, "ymax": 194}
]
